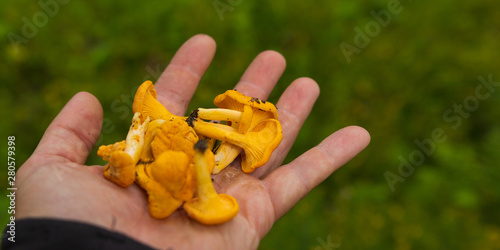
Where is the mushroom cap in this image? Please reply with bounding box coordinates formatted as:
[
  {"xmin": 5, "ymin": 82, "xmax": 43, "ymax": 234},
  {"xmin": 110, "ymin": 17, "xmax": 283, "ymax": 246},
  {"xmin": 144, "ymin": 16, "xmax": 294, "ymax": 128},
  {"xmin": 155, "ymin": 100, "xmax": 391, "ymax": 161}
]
[
  {"xmin": 240, "ymin": 118, "xmax": 282, "ymax": 173},
  {"xmin": 214, "ymin": 90, "xmax": 278, "ymax": 118},
  {"xmin": 140, "ymin": 119, "xmax": 166, "ymax": 163},
  {"xmin": 136, "ymin": 163, "xmax": 184, "ymax": 219},
  {"xmin": 151, "ymin": 118, "xmax": 198, "ymax": 160},
  {"xmin": 183, "ymin": 193, "xmax": 239, "ymax": 225},
  {"xmin": 132, "ymin": 80, "xmax": 182, "ymax": 121},
  {"xmin": 148, "ymin": 150, "xmax": 195, "ymax": 202},
  {"xmin": 132, "ymin": 81, "xmax": 157, "ymax": 116},
  {"xmin": 141, "ymin": 84, "xmax": 176, "ymax": 121},
  {"xmin": 103, "ymin": 151, "xmax": 135, "ymax": 187}
]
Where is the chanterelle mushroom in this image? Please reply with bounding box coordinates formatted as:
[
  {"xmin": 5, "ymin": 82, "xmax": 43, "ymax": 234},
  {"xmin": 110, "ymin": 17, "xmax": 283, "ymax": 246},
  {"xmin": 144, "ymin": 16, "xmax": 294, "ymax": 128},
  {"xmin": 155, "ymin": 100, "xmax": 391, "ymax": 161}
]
[
  {"xmin": 150, "ymin": 118, "xmax": 198, "ymax": 160},
  {"xmin": 132, "ymin": 80, "xmax": 157, "ymax": 117},
  {"xmin": 140, "ymin": 119, "xmax": 166, "ymax": 163},
  {"xmin": 212, "ymin": 90, "xmax": 278, "ymax": 127},
  {"xmin": 98, "ymin": 83, "xmax": 277, "ymax": 223},
  {"xmin": 195, "ymin": 90, "xmax": 280, "ymax": 174},
  {"xmin": 131, "ymin": 81, "xmax": 186, "ymax": 122},
  {"xmin": 183, "ymin": 140, "xmax": 239, "ymax": 225},
  {"xmin": 97, "ymin": 112, "xmax": 149, "ymax": 187},
  {"xmin": 190, "ymin": 115, "xmax": 282, "ymax": 173},
  {"xmin": 135, "ymin": 150, "xmax": 195, "ymax": 219},
  {"xmin": 96, "ymin": 140, "xmax": 125, "ymax": 162},
  {"xmin": 146, "ymin": 116, "xmax": 216, "ymax": 173}
]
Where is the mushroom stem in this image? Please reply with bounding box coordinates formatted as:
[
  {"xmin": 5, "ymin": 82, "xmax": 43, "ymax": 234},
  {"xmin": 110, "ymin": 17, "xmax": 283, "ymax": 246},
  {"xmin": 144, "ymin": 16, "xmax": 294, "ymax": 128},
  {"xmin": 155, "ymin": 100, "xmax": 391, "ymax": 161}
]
[
  {"xmin": 206, "ymin": 122, "xmax": 238, "ymax": 132},
  {"xmin": 193, "ymin": 141, "xmax": 219, "ymax": 202},
  {"xmin": 197, "ymin": 105, "xmax": 254, "ymax": 134},
  {"xmin": 183, "ymin": 140, "xmax": 239, "ymax": 225},
  {"xmin": 192, "ymin": 120, "xmax": 246, "ymax": 145},
  {"xmin": 186, "ymin": 109, "xmax": 238, "ymax": 133},
  {"xmin": 192, "ymin": 105, "xmax": 255, "ymax": 174},
  {"xmin": 102, "ymin": 112, "xmax": 149, "ymax": 187},
  {"xmin": 197, "ymin": 108, "xmax": 243, "ymax": 122},
  {"xmin": 124, "ymin": 113, "xmax": 150, "ymax": 162}
]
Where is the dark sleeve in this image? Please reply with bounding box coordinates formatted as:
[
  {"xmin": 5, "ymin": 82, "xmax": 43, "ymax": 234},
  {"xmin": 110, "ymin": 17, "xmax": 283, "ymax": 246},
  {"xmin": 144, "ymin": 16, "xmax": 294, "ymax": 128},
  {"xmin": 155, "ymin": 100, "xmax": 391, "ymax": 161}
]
[{"xmin": 1, "ymin": 218, "xmax": 154, "ymax": 250}]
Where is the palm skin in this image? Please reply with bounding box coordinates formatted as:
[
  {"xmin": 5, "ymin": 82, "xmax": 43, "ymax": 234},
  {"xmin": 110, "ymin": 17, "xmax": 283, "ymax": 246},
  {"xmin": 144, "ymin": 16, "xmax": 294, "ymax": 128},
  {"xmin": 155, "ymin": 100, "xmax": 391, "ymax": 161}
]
[{"xmin": 15, "ymin": 34, "xmax": 370, "ymax": 249}]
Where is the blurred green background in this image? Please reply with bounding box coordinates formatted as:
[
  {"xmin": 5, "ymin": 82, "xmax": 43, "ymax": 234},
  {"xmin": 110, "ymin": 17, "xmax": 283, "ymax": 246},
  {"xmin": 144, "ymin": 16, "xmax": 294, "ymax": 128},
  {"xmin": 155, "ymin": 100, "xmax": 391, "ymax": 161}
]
[{"xmin": 1, "ymin": 0, "xmax": 500, "ymax": 249}]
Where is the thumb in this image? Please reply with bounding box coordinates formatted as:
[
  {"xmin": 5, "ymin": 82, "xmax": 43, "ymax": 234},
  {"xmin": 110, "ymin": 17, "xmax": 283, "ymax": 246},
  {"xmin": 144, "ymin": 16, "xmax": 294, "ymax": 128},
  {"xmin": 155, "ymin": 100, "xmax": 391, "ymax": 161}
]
[{"xmin": 27, "ymin": 92, "xmax": 103, "ymax": 166}]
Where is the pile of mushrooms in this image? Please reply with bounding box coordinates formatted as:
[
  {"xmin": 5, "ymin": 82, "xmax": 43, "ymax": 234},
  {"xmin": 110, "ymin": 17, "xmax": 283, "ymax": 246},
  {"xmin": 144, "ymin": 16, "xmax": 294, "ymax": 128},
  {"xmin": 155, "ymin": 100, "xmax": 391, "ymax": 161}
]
[{"xmin": 97, "ymin": 81, "xmax": 282, "ymax": 224}]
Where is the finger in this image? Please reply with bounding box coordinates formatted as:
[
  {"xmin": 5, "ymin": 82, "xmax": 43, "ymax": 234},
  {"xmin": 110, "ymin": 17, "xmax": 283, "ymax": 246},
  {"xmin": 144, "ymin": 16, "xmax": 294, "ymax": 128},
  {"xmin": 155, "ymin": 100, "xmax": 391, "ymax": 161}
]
[
  {"xmin": 251, "ymin": 77, "xmax": 320, "ymax": 178},
  {"xmin": 233, "ymin": 50, "xmax": 286, "ymax": 100},
  {"xmin": 155, "ymin": 34, "xmax": 216, "ymax": 116},
  {"xmin": 27, "ymin": 92, "xmax": 103, "ymax": 167},
  {"xmin": 262, "ymin": 126, "xmax": 371, "ymax": 219}
]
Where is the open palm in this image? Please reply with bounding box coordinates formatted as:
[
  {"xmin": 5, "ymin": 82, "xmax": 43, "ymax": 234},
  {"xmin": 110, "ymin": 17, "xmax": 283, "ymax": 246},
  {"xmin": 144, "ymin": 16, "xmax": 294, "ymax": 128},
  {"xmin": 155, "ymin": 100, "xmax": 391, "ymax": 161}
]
[{"xmin": 16, "ymin": 34, "xmax": 370, "ymax": 249}]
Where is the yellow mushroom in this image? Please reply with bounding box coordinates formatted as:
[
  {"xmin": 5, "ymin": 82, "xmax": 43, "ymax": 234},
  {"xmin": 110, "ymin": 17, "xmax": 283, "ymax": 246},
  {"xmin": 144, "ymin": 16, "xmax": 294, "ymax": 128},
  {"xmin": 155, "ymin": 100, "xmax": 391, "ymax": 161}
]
[
  {"xmin": 211, "ymin": 142, "xmax": 241, "ymax": 174},
  {"xmin": 147, "ymin": 117, "xmax": 216, "ymax": 174},
  {"xmin": 97, "ymin": 140, "xmax": 126, "ymax": 161},
  {"xmin": 212, "ymin": 90, "xmax": 278, "ymax": 131},
  {"xmin": 197, "ymin": 90, "xmax": 278, "ymax": 133},
  {"xmin": 192, "ymin": 90, "xmax": 281, "ymax": 173},
  {"xmin": 131, "ymin": 80, "xmax": 187, "ymax": 122},
  {"xmin": 198, "ymin": 135, "xmax": 217, "ymax": 172},
  {"xmin": 183, "ymin": 140, "xmax": 239, "ymax": 225},
  {"xmin": 188, "ymin": 111, "xmax": 282, "ymax": 173},
  {"xmin": 198, "ymin": 105, "xmax": 253, "ymax": 174},
  {"xmin": 140, "ymin": 119, "xmax": 166, "ymax": 163},
  {"xmin": 132, "ymin": 80, "xmax": 157, "ymax": 117},
  {"xmin": 150, "ymin": 118, "xmax": 198, "ymax": 160},
  {"xmin": 98, "ymin": 112, "xmax": 149, "ymax": 187},
  {"xmin": 135, "ymin": 150, "xmax": 195, "ymax": 219}
]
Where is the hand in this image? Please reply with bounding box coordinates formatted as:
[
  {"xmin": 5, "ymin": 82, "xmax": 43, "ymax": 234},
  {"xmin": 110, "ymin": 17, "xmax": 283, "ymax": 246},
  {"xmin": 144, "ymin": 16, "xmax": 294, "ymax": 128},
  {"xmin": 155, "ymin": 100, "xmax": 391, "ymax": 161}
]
[{"xmin": 16, "ymin": 34, "xmax": 370, "ymax": 249}]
